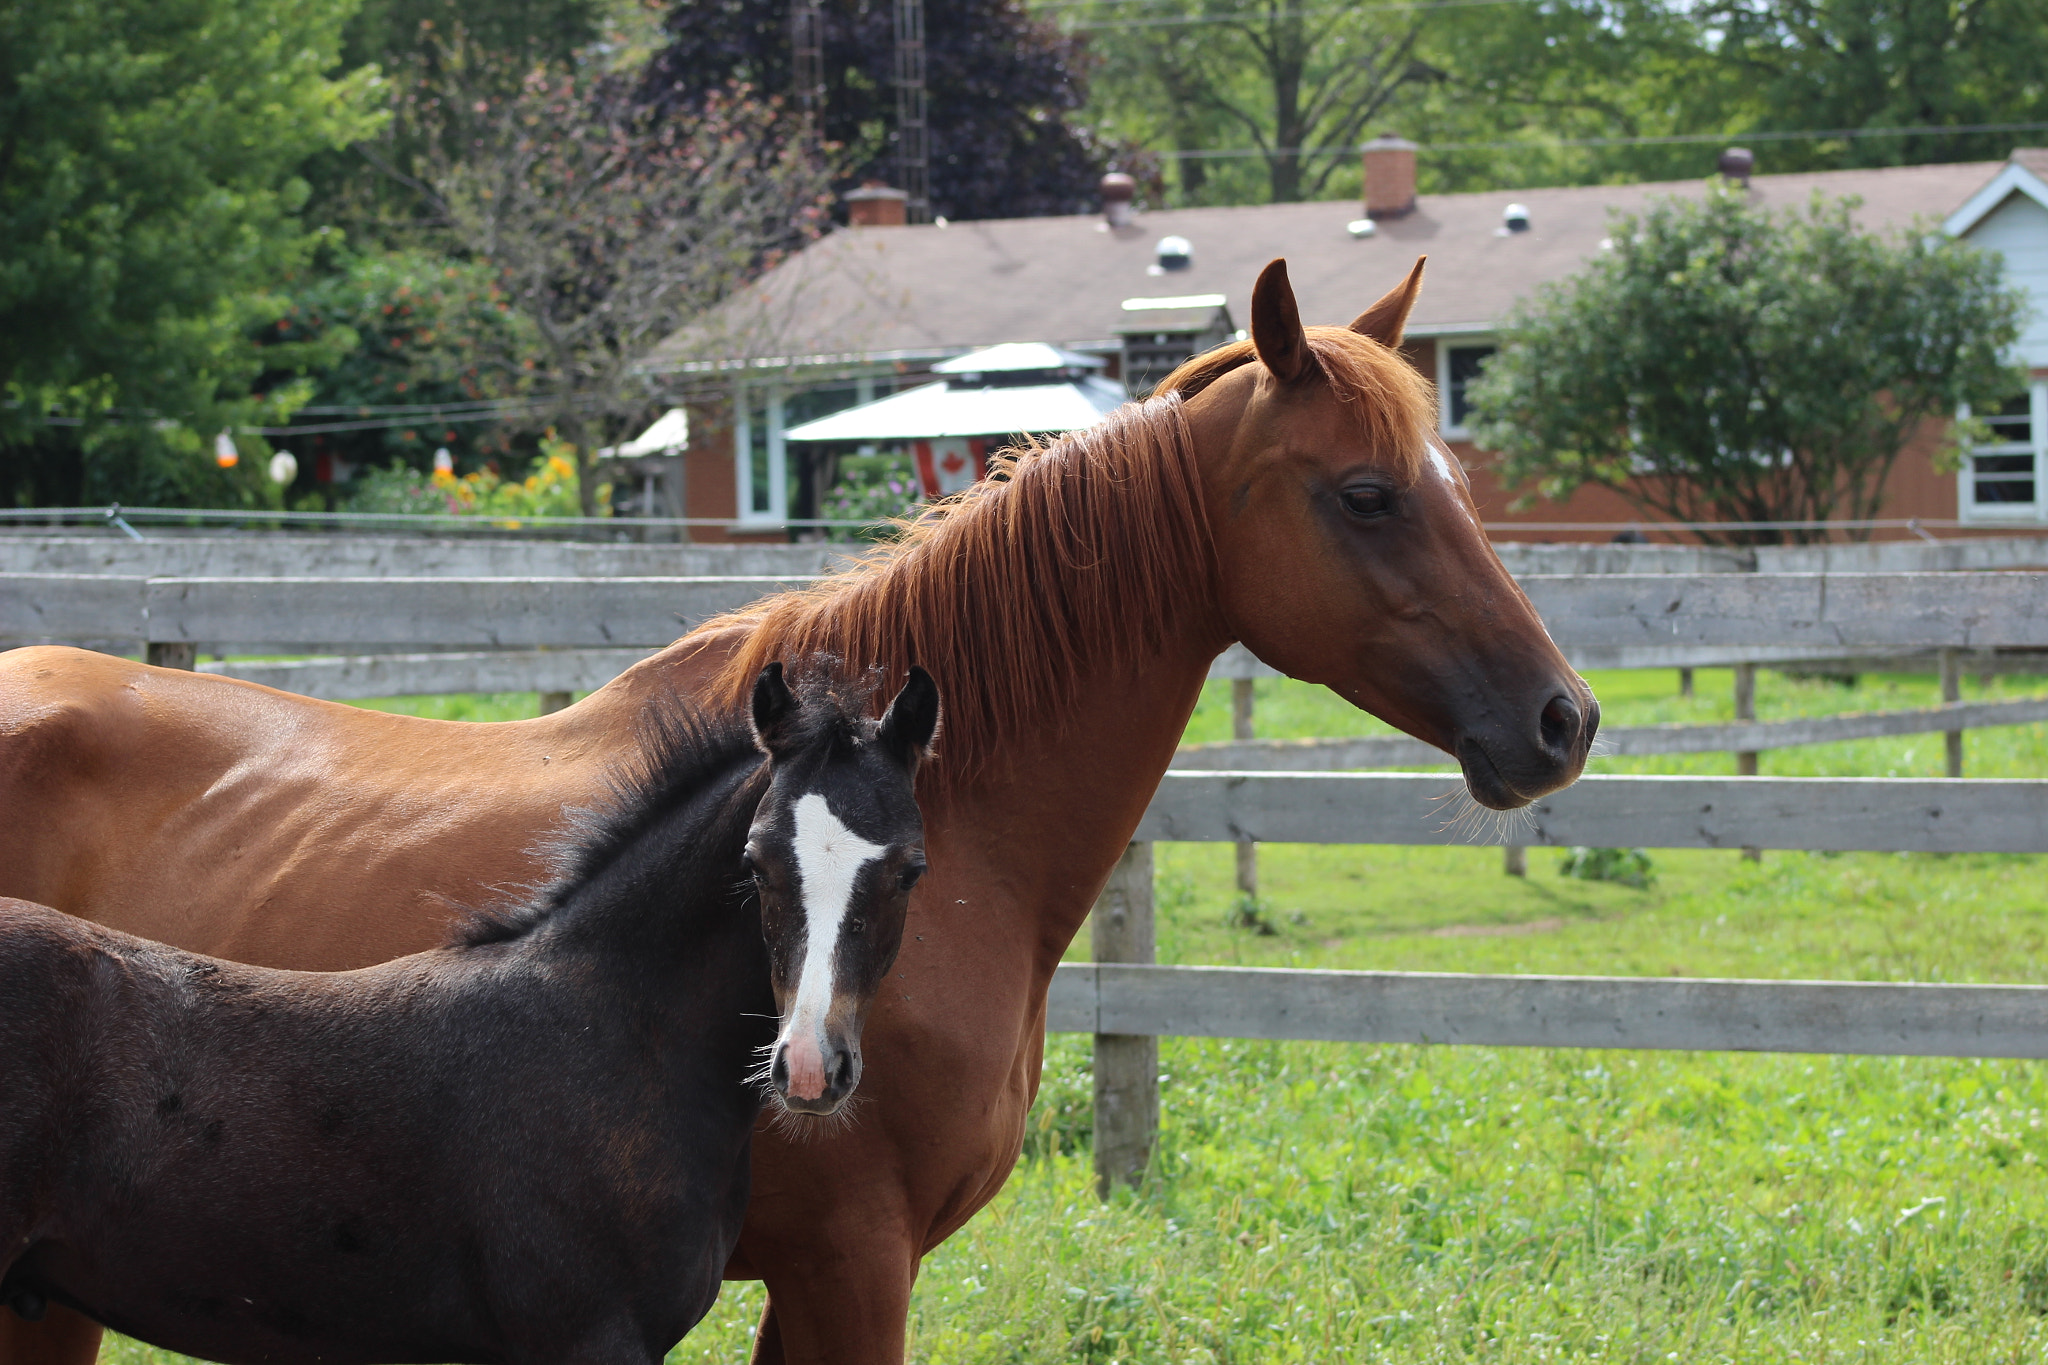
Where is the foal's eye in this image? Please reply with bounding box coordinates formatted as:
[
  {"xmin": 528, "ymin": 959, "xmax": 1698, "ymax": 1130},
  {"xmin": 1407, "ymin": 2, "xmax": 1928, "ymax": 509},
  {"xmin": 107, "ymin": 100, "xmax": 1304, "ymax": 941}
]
[
  {"xmin": 1340, "ymin": 484, "xmax": 1392, "ymax": 518},
  {"xmin": 741, "ymin": 848, "xmax": 761, "ymax": 878},
  {"xmin": 899, "ymin": 862, "xmax": 927, "ymax": 892}
]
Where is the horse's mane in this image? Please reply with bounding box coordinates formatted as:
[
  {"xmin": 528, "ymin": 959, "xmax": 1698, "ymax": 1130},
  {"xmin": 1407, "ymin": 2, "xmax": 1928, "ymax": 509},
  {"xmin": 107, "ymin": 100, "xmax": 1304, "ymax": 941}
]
[
  {"xmin": 690, "ymin": 327, "xmax": 1435, "ymax": 794},
  {"xmin": 697, "ymin": 394, "xmax": 1218, "ymax": 793},
  {"xmin": 457, "ymin": 671, "xmax": 878, "ymax": 946},
  {"xmin": 1159, "ymin": 324, "xmax": 1437, "ymax": 486}
]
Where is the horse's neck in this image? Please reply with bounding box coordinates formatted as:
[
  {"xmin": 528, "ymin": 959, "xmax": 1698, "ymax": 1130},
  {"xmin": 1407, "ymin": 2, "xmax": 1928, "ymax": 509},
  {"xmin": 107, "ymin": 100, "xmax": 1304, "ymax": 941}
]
[{"xmin": 936, "ymin": 632, "xmax": 1223, "ymax": 964}]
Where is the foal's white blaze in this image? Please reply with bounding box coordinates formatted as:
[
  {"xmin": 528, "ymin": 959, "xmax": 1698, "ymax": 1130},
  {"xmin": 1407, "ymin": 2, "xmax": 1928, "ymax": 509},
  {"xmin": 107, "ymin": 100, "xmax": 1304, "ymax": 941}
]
[{"xmin": 778, "ymin": 792, "xmax": 887, "ymax": 1101}]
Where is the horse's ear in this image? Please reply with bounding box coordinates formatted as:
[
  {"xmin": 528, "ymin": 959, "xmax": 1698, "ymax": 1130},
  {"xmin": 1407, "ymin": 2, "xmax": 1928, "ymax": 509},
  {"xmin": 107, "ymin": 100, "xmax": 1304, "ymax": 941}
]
[
  {"xmin": 878, "ymin": 665, "xmax": 941, "ymax": 766},
  {"xmin": 1250, "ymin": 258, "xmax": 1314, "ymax": 385},
  {"xmin": 1348, "ymin": 256, "xmax": 1426, "ymax": 348},
  {"xmin": 750, "ymin": 662, "xmax": 797, "ymax": 752}
]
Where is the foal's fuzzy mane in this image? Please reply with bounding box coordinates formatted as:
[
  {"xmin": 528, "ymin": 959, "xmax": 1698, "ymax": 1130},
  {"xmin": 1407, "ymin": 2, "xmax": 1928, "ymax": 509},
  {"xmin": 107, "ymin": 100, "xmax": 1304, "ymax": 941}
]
[
  {"xmin": 696, "ymin": 394, "xmax": 1216, "ymax": 794},
  {"xmin": 457, "ymin": 673, "xmax": 879, "ymax": 946}
]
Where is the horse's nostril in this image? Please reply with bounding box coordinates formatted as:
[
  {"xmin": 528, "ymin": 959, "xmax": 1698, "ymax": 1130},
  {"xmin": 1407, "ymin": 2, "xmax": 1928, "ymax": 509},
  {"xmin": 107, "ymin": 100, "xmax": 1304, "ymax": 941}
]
[
  {"xmin": 830, "ymin": 1049, "xmax": 858, "ymax": 1092},
  {"xmin": 1539, "ymin": 693, "xmax": 1581, "ymax": 755}
]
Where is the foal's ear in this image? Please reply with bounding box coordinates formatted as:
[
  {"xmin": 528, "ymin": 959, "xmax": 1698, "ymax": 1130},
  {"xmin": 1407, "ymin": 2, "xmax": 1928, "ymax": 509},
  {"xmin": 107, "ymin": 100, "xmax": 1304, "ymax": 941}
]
[
  {"xmin": 878, "ymin": 665, "xmax": 942, "ymax": 766},
  {"xmin": 1348, "ymin": 256, "xmax": 1426, "ymax": 348},
  {"xmin": 1250, "ymin": 258, "xmax": 1315, "ymax": 386},
  {"xmin": 750, "ymin": 662, "xmax": 798, "ymax": 752}
]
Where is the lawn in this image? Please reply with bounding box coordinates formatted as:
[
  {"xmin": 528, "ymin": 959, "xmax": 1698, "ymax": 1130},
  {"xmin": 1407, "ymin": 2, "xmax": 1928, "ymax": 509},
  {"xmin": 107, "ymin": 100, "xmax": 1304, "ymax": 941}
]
[{"xmin": 101, "ymin": 666, "xmax": 2048, "ymax": 1363}]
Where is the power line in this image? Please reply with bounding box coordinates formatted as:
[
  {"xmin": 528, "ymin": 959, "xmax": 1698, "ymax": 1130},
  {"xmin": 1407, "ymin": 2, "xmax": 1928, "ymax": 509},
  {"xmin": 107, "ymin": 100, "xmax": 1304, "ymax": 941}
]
[
  {"xmin": 1153, "ymin": 119, "xmax": 2048, "ymax": 160},
  {"xmin": 1050, "ymin": 0, "xmax": 1524, "ymax": 29}
]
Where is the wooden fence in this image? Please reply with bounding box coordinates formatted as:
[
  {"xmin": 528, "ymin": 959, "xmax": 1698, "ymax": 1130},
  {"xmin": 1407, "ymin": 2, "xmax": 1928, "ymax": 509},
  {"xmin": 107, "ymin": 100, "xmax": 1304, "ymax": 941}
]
[{"xmin": 4, "ymin": 564, "xmax": 2047, "ymax": 1196}]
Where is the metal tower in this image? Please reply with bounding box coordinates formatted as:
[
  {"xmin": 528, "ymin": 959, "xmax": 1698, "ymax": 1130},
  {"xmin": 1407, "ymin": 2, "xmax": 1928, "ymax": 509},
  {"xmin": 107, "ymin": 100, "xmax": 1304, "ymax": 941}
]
[
  {"xmin": 790, "ymin": 0, "xmax": 825, "ymax": 152},
  {"xmin": 893, "ymin": 0, "xmax": 929, "ymax": 222}
]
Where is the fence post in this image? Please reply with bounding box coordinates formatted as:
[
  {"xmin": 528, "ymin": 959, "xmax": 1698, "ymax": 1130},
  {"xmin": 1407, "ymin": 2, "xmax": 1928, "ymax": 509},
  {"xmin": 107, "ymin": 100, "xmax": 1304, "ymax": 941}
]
[
  {"xmin": 1679, "ymin": 667, "xmax": 1694, "ymax": 699},
  {"xmin": 146, "ymin": 642, "xmax": 196, "ymax": 670},
  {"xmin": 1231, "ymin": 679, "xmax": 1257, "ymax": 901},
  {"xmin": 1940, "ymin": 648, "xmax": 1963, "ymax": 778},
  {"xmin": 539, "ymin": 691, "xmax": 574, "ymax": 715},
  {"xmin": 1502, "ymin": 844, "xmax": 1528, "ymax": 877},
  {"xmin": 1092, "ymin": 841, "xmax": 1157, "ymax": 1198},
  {"xmin": 1733, "ymin": 662, "xmax": 1760, "ymax": 862}
]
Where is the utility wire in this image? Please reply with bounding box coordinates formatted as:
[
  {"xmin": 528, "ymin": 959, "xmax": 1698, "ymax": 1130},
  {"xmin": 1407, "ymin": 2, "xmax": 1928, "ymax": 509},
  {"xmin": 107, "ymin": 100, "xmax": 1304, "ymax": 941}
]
[{"xmin": 1154, "ymin": 119, "xmax": 2048, "ymax": 160}]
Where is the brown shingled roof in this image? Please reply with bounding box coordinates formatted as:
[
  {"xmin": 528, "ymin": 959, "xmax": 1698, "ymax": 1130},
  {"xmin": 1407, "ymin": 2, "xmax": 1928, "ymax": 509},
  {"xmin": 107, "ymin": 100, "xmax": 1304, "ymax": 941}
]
[{"xmin": 654, "ymin": 159, "xmax": 2003, "ymax": 371}]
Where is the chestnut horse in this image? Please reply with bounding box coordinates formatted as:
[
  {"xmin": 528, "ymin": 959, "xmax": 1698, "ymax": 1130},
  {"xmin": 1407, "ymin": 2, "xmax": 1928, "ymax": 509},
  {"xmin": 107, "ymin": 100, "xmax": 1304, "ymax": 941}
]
[{"xmin": 0, "ymin": 259, "xmax": 1595, "ymax": 1365}]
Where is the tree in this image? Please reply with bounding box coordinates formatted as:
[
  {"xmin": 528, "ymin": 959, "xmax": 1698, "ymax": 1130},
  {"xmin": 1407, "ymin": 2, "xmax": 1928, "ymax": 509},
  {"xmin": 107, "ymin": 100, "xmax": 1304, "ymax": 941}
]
[
  {"xmin": 1074, "ymin": 0, "xmax": 1446, "ymax": 204},
  {"xmin": 1468, "ymin": 184, "xmax": 2024, "ymax": 543},
  {"xmin": 645, "ymin": 0, "xmax": 1110, "ymax": 221},
  {"xmin": 0, "ymin": 0, "xmax": 380, "ymax": 505},
  {"xmin": 257, "ymin": 247, "xmax": 542, "ymax": 484},
  {"xmin": 390, "ymin": 43, "xmax": 833, "ymax": 513}
]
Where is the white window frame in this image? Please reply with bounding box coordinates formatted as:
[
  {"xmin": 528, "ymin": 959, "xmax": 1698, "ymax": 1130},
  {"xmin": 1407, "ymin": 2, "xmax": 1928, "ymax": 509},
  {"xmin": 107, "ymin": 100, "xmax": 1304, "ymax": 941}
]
[
  {"xmin": 1436, "ymin": 338, "xmax": 1497, "ymax": 440},
  {"xmin": 1958, "ymin": 380, "xmax": 2048, "ymax": 524},
  {"xmin": 733, "ymin": 383, "xmax": 788, "ymax": 527}
]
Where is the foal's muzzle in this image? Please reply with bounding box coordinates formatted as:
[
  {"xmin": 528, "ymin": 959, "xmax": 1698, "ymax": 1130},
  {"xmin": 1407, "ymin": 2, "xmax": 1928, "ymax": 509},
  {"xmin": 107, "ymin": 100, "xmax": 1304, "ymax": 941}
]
[{"xmin": 771, "ymin": 1038, "xmax": 862, "ymax": 1116}]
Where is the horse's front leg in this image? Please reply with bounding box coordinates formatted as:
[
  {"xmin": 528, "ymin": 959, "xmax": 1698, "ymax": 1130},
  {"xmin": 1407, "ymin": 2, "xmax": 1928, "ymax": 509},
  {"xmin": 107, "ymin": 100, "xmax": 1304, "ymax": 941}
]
[
  {"xmin": 0, "ymin": 1304, "xmax": 101, "ymax": 1365},
  {"xmin": 746, "ymin": 1236, "xmax": 918, "ymax": 1365}
]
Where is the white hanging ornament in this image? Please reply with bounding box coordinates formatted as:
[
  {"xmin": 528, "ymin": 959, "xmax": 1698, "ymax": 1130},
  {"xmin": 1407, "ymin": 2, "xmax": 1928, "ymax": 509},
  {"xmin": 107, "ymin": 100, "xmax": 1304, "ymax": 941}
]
[
  {"xmin": 433, "ymin": 447, "xmax": 455, "ymax": 475},
  {"xmin": 268, "ymin": 451, "xmax": 298, "ymax": 485},
  {"xmin": 213, "ymin": 430, "xmax": 239, "ymax": 469}
]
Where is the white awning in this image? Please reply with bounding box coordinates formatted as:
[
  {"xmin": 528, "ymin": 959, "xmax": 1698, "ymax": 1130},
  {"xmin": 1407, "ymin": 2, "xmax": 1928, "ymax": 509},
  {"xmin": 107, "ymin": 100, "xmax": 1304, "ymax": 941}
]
[
  {"xmin": 607, "ymin": 408, "xmax": 691, "ymax": 457},
  {"xmin": 783, "ymin": 377, "xmax": 1126, "ymax": 442}
]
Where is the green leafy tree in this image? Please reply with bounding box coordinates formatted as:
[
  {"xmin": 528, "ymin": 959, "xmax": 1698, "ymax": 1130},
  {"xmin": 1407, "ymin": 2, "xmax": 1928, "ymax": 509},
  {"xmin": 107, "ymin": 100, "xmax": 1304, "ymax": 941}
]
[
  {"xmin": 1071, "ymin": 0, "xmax": 1446, "ymax": 204},
  {"xmin": 1468, "ymin": 184, "xmax": 2024, "ymax": 543},
  {"xmin": 390, "ymin": 40, "xmax": 833, "ymax": 514},
  {"xmin": 0, "ymin": 0, "xmax": 382, "ymax": 505},
  {"xmin": 259, "ymin": 247, "xmax": 541, "ymax": 487}
]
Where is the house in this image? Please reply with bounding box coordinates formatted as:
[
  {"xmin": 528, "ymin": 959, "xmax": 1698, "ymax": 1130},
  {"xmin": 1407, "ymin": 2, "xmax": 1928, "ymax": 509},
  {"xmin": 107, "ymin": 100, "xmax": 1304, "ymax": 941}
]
[{"xmin": 643, "ymin": 143, "xmax": 2048, "ymax": 541}]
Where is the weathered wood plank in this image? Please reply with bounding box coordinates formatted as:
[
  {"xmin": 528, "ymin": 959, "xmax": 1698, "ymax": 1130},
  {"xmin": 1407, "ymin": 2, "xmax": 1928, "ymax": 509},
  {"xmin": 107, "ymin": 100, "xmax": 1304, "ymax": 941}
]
[
  {"xmin": 1173, "ymin": 695, "xmax": 2048, "ymax": 770},
  {"xmin": 0, "ymin": 574, "xmax": 146, "ymax": 643},
  {"xmin": 1047, "ymin": 963, "xmax": 2048, "ymax": 1058},
  {"xmin": 199, "ymin": 649, "xmax": 656, "ymax": 700},
  {"xmin": 0, "ymin": 535, "xmax": 847, "ymax": 580},
  {"xmin": 1140, "ymin": 772, "xmax": 2048, "ymax": 853},
  {"xmin": 1522, "ymin": 573, "xmax": 2048, "ymax": 653},
  {"xmin": 140, "ymin": 577, "xmax": 812, "ymax": 648}
]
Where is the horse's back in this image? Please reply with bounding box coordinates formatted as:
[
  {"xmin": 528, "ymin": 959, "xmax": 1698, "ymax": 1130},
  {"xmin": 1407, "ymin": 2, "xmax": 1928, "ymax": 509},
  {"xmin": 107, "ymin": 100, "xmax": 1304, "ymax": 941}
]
[{"xmin": 0, "ymin": 646, "xmax": 599, "ymax": 968}]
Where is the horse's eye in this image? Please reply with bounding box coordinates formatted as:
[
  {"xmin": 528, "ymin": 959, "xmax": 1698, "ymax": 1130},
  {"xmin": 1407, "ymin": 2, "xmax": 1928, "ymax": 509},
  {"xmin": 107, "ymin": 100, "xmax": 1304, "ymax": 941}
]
[
  {"xmin": 899, "ymin": 862, "xmax": 926, "ymax": 892},
  {"xmin": 741, "ymin": 848, "xmax": 761, "ymax": 877},
  {"xmin": 1340, "ymin": 484, "xmax": 1392, "ymax": 519}
]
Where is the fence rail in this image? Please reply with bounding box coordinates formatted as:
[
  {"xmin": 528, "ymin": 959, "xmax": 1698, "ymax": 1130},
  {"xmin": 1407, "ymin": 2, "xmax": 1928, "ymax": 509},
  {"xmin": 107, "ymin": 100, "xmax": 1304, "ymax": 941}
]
[
  {"xmin": 1045, "ymin": 964, "xmax": 2048, "ymax": 1059},
  {"xmin": 7, "ymin": 572, "xmax": 2048, "ymax": 663}
]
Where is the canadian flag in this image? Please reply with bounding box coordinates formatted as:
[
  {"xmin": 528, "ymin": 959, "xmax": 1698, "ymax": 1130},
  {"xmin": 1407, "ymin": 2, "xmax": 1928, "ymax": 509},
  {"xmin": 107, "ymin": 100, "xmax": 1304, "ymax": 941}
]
[{"xmin": 912, "ymin": 438, "xmax": 987, "ymax": 499}]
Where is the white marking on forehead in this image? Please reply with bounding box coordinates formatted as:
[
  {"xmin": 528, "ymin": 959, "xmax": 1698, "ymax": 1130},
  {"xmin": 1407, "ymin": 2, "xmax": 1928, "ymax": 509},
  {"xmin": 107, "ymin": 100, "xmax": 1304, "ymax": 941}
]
[{"xmin": 781, "ymin": 793, "xmax": 887, "ymax": 1044}]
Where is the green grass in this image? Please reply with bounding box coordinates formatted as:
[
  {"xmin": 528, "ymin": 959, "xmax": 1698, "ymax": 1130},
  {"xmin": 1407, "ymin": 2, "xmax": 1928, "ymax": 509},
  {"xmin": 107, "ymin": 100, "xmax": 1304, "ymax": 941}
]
[{"xmin": 102, "ymin": 669, "xmax": 2048, "ymax": 1363}]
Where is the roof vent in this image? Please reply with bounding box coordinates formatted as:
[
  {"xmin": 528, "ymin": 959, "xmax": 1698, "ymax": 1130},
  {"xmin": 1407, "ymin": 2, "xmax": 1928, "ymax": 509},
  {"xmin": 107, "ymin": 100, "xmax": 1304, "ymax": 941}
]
[
  {"xmin": 1502, "ymin": 203, "xmax": 1530, "ymax": 234},
  {"xmin": 1150, "ymin": 234, "xmax": 1192, "ymax": 274},
  {"xmin": 845, "ymin": 180, "xmax": 909, "ymax": 227},
  {"xmin": 1717, "ymin": 146, "xmax": 1755, "ymax": 186},
  {"xmin": 1101, "ymin": 172, "xmax": 1137, "ymax": 230}
]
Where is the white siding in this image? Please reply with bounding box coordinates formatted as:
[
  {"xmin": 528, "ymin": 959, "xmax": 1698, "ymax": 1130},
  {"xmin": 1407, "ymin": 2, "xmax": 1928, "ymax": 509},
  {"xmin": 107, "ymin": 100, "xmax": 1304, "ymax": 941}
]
[{"xmin": 1966, "ymin": 191, "xmax": 2048, "ymax": 369}]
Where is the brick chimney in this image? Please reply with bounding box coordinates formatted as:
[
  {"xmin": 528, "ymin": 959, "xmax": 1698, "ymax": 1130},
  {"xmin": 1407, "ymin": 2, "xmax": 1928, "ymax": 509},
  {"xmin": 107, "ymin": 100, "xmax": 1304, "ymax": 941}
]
[
  {"xmin": 1361, "ymin": 133, "xmax": 1418, "ymax": 220},
  {"xmin": 846, "ymin": 181, "xmax": 909, "ymax": 227},
  {"xmin": 1100, "ymin": 172, "xmax": 1136, "ymax": 229}
]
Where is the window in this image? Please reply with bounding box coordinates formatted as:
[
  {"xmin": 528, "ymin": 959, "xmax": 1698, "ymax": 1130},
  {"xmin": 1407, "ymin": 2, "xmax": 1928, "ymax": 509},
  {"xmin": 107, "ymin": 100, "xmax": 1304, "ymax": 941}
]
[
  {"xmin": 733, "ymin": 386, "xmax": 784, "ymax": 524},
  {"xmin": 1961, "ymin": 384, "xmax": 2046, "ymax": 522},
  {"xmin": 734, "ymin": 378, "xmax": 887, "ymax": 526},
  {"xmin": 1437, "ymin": 343, "xmax": 1496, "ymax": 436}
]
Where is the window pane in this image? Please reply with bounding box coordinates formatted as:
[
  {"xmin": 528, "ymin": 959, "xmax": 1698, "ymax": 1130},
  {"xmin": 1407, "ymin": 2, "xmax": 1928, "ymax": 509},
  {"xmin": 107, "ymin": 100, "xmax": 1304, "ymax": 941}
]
[
  {"xmin": 748, "ymin": 398, "xmax": 772, "ymax": 514},
  {"xmin": 1975, "ymin": 478, "xmax": 2036, "ymax": 504},
  {"xmin": 1975, "ymin": 454, "xmax": 2035, "ymax": 474},
  {"xmin": 1983, "ymin": 393, "xmax": 2032, "ymax": 444},
  {"xmin": 1448, "ymin": 346, "xmax": 1495, "ymax": 428}
]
